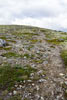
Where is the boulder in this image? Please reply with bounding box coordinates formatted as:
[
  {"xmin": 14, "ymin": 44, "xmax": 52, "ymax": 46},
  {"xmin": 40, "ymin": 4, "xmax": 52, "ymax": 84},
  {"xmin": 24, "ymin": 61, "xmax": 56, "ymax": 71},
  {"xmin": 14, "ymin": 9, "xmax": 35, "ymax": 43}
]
[{"xmin": 0, "ymin": 39, "xmax": 7, "ymax": 47}]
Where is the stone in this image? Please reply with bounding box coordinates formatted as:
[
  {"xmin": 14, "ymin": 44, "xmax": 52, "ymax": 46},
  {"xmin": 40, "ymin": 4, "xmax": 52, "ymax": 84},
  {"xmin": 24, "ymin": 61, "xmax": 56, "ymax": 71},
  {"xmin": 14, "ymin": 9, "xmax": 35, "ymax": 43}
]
[
  {"xmin": 24, "ymin": 56, "xmax": 27, "ymax": 59},
  {"xmin": 31, "ymin": 64, "xmax": 36, "ymax": 68},
  {"xmin": 9, "ymin": 92, "xmax": 12, "ymax": 96},
  {"xmin": 19, "ymin": 85, "xmax": 23, "ymax": 88},
  {"xmin": 36, "ymin": 85, "xmax": 39, "ymax": 91},
  {"xmin": 43, "ymin": 61, "xmax": 48, "ymax": 65},
  {"xmin": 15, "ymin": 84, "xmax": 18, "ymax": 87},
  {"xmin": 30, "ymin": 73, "xmax": 34, "ymax": 77},
  {"xmin": 38, "ymin": 79, "xmax": 46, "ymax": 83},
  {"xmin": 37, "ymin": 70, "xmax": 43, "ymax": 75},
  {"xmin": 58, "ymin": 39, "xmax": 64, "ymax": 42},
  {"xmin": 13, "ymin": 90, "xmax": 17, "ymax": 95},
  {"xmin": 65, "ymin": 81, "xmax": 67, "ymax": 85},
  {"xmin": 32, "ymin": 83, "xmax": 35, "ymax": 86},
  {"xmin": 59, "ymin": 73, "xmax": 64, "ymax": 76},
  {"xmin": 0, "ymin": 39, "xmax": 7, "ymax": 47},
  {"xmin": 41, "ymin": 97, "xmax": 44, "ymax": 100},
  {"xmin": 35, "ymin": 94, "xmax": 40, "ymax": 99}
]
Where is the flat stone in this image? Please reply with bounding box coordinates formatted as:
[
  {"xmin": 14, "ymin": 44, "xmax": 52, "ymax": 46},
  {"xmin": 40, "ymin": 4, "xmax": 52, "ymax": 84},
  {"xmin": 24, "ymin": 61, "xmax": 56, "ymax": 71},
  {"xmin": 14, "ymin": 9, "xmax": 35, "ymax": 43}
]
[
  {"xmin": 38, "ymin": 79, "xmax": 46, "ymax": 83},
  {"xmin": 59, "ymin": 73, "xmax": 64, "ymax": 76}
]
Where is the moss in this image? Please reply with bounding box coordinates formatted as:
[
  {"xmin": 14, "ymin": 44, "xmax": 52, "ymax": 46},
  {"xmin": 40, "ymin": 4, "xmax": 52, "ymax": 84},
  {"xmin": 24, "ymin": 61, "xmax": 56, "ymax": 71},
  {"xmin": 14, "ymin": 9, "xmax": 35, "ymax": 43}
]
[
  {"xmin": 61, "ymin": 50, "xmax": 67, "ymax": 68},
  {"xmin": 0, "ymin": 64, "xmax": 36, "ymax": 91},
  {"xmin": 33, "ymin": 59, "xmax": 43, "ymax": 64},
  {"xmin": 40, "ymin": 29, "xmax": 50, "ymax": 33},
  {"xmin": 3, "ymin": 46, "xmax": 12, "ymax": 51},
  {"xmin": 2, "ymin": 90, "xmax": 8, "ymax": 96},
  {"xmin": 23, "ymin": 53, "xmax": 30, "ymax": 58},
  {"xmin": 30, "ymin": 39, "xmax": 38, "ymax": 44},
  {"xmin": 27, "ymin": 45, "xmax": 34, "ymax": 51},
  {"xmin": 6, "ymin": 39, "xmax": 16, "ymax": 43},
  {"xmin": 7, "ymin": 95, "xmax": 22, "ymax": 100},
  {"xmin": 0, "ymin": 36, "xmax": 7, "ymax": 40},
  {"xmin": 46, "ymin": 38, "xmax": 63, "ymax": 45},
  {"xmin": 1, "ymin": 52, "xmax": 23, "ymax": 58}
]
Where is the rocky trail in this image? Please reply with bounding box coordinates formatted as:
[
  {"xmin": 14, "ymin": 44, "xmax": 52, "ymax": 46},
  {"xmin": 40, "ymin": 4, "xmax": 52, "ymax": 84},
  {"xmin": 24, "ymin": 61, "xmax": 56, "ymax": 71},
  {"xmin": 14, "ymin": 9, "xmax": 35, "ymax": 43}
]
[{"xmin": 0, "ymin": 26, "xmax": 67, "ymax": 100}]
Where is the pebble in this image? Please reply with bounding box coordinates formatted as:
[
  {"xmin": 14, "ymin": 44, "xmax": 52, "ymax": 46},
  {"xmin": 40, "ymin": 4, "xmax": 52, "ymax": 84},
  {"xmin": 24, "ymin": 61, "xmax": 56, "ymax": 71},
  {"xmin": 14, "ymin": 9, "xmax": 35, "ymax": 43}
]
[
  {"xmin": 24, "ymin": 56, "xmax": 27, "ymax": 59},
  {"xmin": 19, "ymin": 85, "xmax": 23, "ymax": 88},
  {"xmin": 65, "ymin": 81, "xmax": 67, "ymax": 85},
  {"xmin": 13, "ymin": 90, "xmax": 17, "ymax": 95},
  {"xmin": 27, "ymin": 80, "xmax": 32, "ymax": 82},
  {"xmin": 32, "ymin": 83, "xmax": 35, "ymax": 86},
  {"xmin": 36, "ymin": 85, "xmax": 39, "ymax": 91},
  {"xmin": 35, "ymin": 94, "xmax": 40, "ymax": 99},
  {"xmin": 23, "ymin": 80, "xmax": 26, "ymax": 83},
  {"xmin": 37, "ymin": 70, "xmax": 43, "ymax": 75},
  {"xmin": 9, "ymin": 92, "xmax": 12, "ymax": 96},
  {"xmin": 15, "ymin": 85, "xmax": 18, "ymax": 87},
  {"xmin": 59, "ymin": 73, "xmax": 64, "ymax": 76},
  {"xmin": 31, "ymin": 64, "xmax": 35, "ymax": 68},
  {"xmin": 38, "ymin": 79, "xmax": 46, "ymax": 83},
  {"xmin": 43, "ymin": 61, "xmax": 48, "ymax": 65},
  {"xmin": 41, "ymin": 97, "xmax": 44, "ymax": 100},
  {"xmin": 30, "ymin": 73, "xmax": 34, "ymax": 77},
  {"xmin": 37, "ymin": 51, "xmax": 40, "ymax": 54}
]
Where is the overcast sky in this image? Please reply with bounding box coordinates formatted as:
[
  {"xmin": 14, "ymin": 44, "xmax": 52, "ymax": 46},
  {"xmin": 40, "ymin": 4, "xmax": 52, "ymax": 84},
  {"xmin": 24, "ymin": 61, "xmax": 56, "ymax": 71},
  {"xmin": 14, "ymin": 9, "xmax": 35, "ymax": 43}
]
[{"xmin": 0, "ymin": 0, "xmax": 67, "ymax": 31}]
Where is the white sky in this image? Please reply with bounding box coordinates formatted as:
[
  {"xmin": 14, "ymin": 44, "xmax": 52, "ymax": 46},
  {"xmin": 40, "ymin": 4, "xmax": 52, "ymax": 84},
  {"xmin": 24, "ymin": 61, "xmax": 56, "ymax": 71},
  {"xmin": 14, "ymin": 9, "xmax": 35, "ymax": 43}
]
[{"xmin": 0, "ymin": 0, "xmax": 67, "ymax": 31}]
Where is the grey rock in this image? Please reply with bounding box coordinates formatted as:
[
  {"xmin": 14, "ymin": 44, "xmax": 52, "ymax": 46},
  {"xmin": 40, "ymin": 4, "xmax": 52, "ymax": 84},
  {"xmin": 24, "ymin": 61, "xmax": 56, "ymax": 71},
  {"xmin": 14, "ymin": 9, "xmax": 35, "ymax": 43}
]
[
  {"xmin": 0, "ymin": 39, "xmax": 7, "ymax": 47},
  {"xmin": 58, "ymin": 39, "xmax": 64, "ymax": 42},
  {"xmin": 38, "ymin": 79, "xmax": 46, "ymax": 83},
  {"xmin": 43, "ymin": 61, "xmax": 48, "ymax": 65},
  {"xmin": 13, "ymin": 90, "xmax": 17, "ymax": 95}
]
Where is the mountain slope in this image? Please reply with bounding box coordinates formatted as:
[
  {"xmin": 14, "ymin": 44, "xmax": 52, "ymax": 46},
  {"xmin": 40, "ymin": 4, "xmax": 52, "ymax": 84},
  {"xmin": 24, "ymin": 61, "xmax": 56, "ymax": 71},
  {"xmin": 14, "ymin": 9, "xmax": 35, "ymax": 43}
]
[{"xmin": 0, "ymin": 25, "xmax": 67, "ymax": 100}]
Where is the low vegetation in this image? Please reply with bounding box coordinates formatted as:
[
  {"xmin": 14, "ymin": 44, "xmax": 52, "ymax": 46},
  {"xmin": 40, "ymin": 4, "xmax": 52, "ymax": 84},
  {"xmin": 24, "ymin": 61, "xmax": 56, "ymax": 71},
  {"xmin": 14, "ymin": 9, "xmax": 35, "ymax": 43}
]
[
  {"xmin": 0, "ymin": 64, "xmax": 36, "ymax": 90},
  {"xmin": 61, "ymin": 50, "xmax": 67, "ymax": 68},
  {"xmin": 1, "ymin": 52, "xmax": 23, "ymax": 58}
]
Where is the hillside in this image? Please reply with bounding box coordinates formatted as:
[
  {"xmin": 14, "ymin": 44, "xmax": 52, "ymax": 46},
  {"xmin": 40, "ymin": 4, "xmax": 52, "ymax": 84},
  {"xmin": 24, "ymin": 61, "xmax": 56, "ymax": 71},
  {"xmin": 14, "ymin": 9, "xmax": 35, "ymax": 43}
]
[{"xmin": 0, "ymin": 25, "xmax": 67, "ymax": 100}]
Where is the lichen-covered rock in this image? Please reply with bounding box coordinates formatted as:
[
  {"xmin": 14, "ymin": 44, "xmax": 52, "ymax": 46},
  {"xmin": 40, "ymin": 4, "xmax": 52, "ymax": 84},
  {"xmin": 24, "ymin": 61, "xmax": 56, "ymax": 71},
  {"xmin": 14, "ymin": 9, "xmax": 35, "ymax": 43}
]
[{"xmin": 0, "ymin": 39, "xmax": 6, "ymax": 47}]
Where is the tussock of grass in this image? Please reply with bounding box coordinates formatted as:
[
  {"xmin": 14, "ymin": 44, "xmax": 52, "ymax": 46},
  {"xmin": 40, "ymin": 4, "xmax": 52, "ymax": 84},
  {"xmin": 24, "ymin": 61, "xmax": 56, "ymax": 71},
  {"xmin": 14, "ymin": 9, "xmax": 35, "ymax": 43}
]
[{"xmin": 61, "ymin": 50, "xmax": 67, "ymax": 67}]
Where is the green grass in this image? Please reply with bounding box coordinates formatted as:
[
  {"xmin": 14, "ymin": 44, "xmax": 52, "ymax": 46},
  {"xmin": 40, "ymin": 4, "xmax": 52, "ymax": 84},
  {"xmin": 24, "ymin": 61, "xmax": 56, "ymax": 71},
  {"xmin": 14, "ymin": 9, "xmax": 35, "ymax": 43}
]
[
  {"xmin": 6, "ymin": 39, "xmax": 16, "ymax": 43},
  {"xmin": 7, "ymin": 95, "xmax": 22, "ymax": 100},
  {"xmin": 46, "ymin": 38, "xmax": 64, "ymax": 45},
  {"xmin": 61, "ymin": 50, "xmax": 67, "ymax": 68},
  {"xmin": 1, "ymin": 52, "xmax": 23, "ymax": 58},
  {"xmin": 30, "ymin": 39, "xmax": 38, "ymax": 44},
  {"xmin": 23, "ymin": 53, "xmax": 35, "ymax": 59},
  {"xmin": 33, "ymin": 59, "xmax": 43, "ymax": 64},
  {"xmin": 0, "ymin": 64, "xmax": 36, "ymax": 90},
  {"xmin": 27, "ymin": 45, "xmax": 34, "ymax": 51}
]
